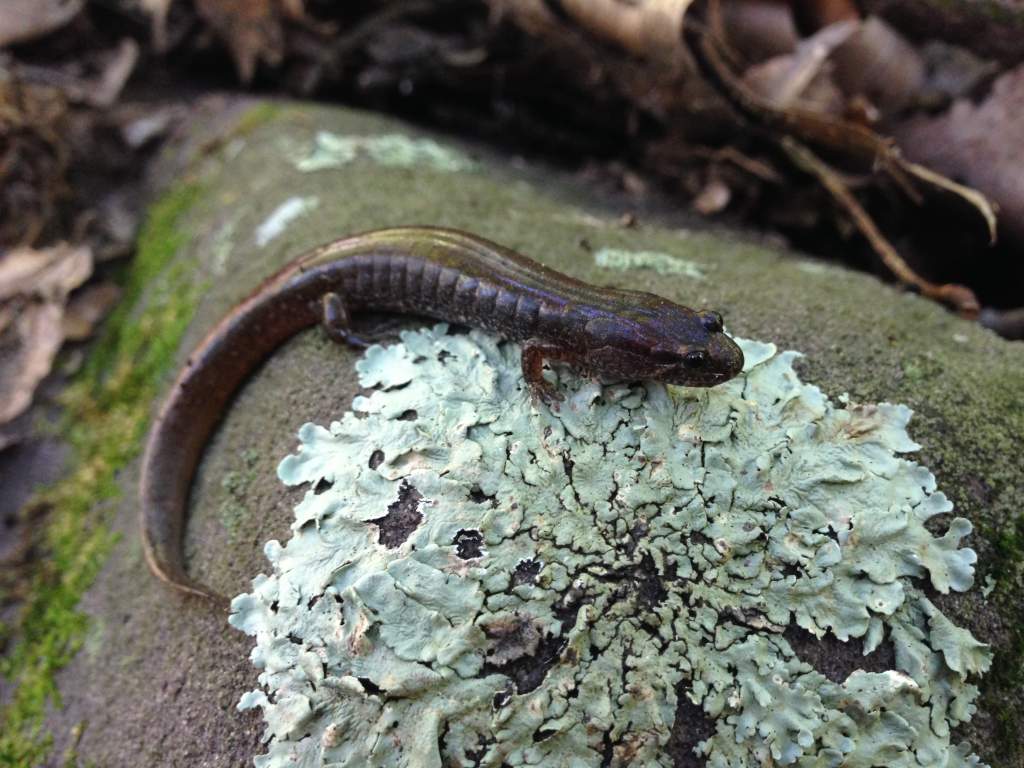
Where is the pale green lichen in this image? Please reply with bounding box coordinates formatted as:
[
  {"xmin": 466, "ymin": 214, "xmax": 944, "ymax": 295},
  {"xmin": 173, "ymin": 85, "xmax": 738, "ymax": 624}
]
[
  {"xmin": 594, "ymin": 247, "xmax": 705, "ymax": 279},
  {"xmin": 230, "ymin": 327, "xmax": 990, "ymax": 768},
  {"xmin": 290, "ymin": 131, "xmax": 477, "ymax": 173},
  {"xmin": 255, "ymin": 196, "xmax": 320, "ymax": 247}
]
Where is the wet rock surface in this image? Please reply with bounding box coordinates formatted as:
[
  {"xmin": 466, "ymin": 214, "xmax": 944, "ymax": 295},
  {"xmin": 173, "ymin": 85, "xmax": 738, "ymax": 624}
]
[{"xmin": 40, "ymin": 98, "xmax": 1023, "ymax": 766}]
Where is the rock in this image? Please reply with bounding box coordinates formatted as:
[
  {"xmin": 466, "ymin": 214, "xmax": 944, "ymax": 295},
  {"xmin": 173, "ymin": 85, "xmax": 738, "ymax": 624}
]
[{"xmin": 33, "ymin": 98, "xmax": 1023, "ymax": 766}]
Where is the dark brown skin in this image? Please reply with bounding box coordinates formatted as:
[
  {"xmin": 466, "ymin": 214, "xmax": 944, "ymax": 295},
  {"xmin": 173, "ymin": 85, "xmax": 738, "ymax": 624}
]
[{"xmin": 140, "ymin": 227, "xmax": 744, "ymax": 602}]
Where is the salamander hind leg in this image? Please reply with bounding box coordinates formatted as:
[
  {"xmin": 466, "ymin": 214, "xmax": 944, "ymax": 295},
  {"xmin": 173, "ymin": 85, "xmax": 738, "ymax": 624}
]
[
  {"xmin": 321, "ymin": 292, "xmax": 371, "ymax": 348},
  {"xmin": 521, "ymin": 340, "xmax": 566, "ymax": 408}
]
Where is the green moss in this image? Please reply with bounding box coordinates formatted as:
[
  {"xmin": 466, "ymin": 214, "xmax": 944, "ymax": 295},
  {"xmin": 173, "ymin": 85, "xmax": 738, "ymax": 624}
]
[
  {"xmin": 233, "ymin": 103, "xmax": 284, "ymax": 139},
  {"xmin": 0, "ymin": 183, "xmax": 205, "ymax": 766},
  {"xmin": 219, "ymin": 449, "xmax": 260, "ymax": 541},
  {"xmin": 979, "ymin": 510, "xmax": 1024, "ymax": 765}
]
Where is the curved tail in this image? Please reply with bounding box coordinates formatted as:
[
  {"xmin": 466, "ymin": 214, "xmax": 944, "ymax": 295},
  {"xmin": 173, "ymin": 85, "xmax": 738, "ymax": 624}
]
[{"xmin": 139, "ymin": 258, "xmax": 320, "ymax": 605}]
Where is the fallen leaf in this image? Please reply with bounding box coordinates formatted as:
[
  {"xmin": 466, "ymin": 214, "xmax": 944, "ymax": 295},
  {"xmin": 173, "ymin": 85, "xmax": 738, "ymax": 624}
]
[
  {"xmin": 0, "ymin": 0, "xmax": 83, "ymax": 47},
  {"xmin": 195, "ymin": 0, "xmax": 296, "ymax": 83},
  {"xmin": 693, "ymin": 177, "xmax": 731, "ymax": 215},
  {"xmin": 0, "ymin": 243, "xmax": 92, "ymax": 302},
  {"xmin": 831, "ymin": 16, "xmax": 925, "ymax": 114},
  {"xmin": 62, "ymin": 282, "xmax": 121, "ymax": 341},
  {"xmin": 917, "ymin": 41, "xmax": 999, "ymax": 109},
  {"xmin": 137, "ymin": 0, "xmax": 174, "ymax": 50},
  {"xmin": 895, "ymin": 64, "xmax": 1024, "ymax": 243},
  {"xmin": 0, "ymin": 300, "xmax": 64, "ymax": 425},
  {"xmin": 801, "ymin": 0, "xmax": 861, "ymax": 26},
  {"xmin": 743, "ymin": 21, "xmax": 856, "ymax": 113},
  {"xmin": 691, "ymin": 28, "xmax": 998, "ymax": 249},
  {"xmin": 721, "ymin": 0, "xmax": 798, "ymax": 63},
  {"xmin": 0, "ymin": 243, "xmax": 94, "ymax": 428},
  {"xmin": 89, "ymin": 39, "xmax": 140, "ymax": 109},
  {"xmin": 121, "ymin": 104, "xmax": 185, "ymax": 149},
  {"xmin": 555, "ymin": 0, "xmax": 693, "ymax": 66}
]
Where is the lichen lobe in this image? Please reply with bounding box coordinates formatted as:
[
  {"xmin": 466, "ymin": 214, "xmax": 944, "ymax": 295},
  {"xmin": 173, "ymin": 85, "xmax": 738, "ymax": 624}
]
[{"xmin": 231, "ymin": 326, "xmax": 991, "ymax": 768}]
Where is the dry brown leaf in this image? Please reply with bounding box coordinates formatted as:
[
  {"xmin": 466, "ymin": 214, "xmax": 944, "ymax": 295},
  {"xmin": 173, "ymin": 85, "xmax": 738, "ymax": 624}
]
[
  {"xmin": 0, "ymin": 0, "xmax": 83, "ymax": 47},
  {"xmin": 693, "ymin": 177, "xmax": 731, "ymax": 215},
  {"xmin": 138, "ymin": 0, "xmax": 174, "ymax": 50},
  {"xmin": 195, "ymin": 0, "xmax": 298, "ymax": 83},
  {"xmin": 0, "ymin": 243, "xmax": 92, "ymax": 302},
  {"xmin": 895, "ymin": 64, "xmax": 1024, "ymax": 243},
  {"xmin": 0, "ymin": 300, "xmax": 64, "ymax": 425},
  {"xmin": 62, "ymin": 282, "xmax": 121, "ymax": 341},
  {"xmin": 691, "ymin": 28, "xmax": 998, "ymax": 248},
  {"xmin": 556, "ymin": 0, "xmax": 692, "ymax": 67},
  {"xmin": 831, "ymin": 16, "xmax": 925, "ymax": 114},
  {"xmin": 0, "ymin": 243, "xmax": 94, "ymax": 428},
  {"xmin": 743, "ymin": 21, "xmax": 856, "ymax": 113},
  {"xmin": 89, "ymin": 39, "xmax": 140, "ymax": 108},
  {"xmin": 798, "ymin": 0, "xmax": 861, "ymax": 28},
  {"xmin": 720, "ymin": 0, "xmax": 798, "ymax": 63}
]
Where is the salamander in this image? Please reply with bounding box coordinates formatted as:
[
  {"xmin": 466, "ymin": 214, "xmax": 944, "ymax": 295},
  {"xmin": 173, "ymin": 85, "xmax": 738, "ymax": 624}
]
[{"xmin": 140, "ymin": 227, "xmax": 744, "ymax": 602}]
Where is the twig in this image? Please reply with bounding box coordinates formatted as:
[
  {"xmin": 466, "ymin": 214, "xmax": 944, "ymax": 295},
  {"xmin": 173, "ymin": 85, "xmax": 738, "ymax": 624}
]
[
  {"xmin": 781, "ymin": 137, "xmax": 980, "ymax": 317},
  {"xmin": 685, "ymin": 22, "xmax": 997, "ymax": 243}
]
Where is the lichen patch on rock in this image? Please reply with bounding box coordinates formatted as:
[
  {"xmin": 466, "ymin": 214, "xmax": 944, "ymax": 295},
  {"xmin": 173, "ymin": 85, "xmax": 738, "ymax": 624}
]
[
  {"xmin": 594, "ymin": 247, "xmax": 706, "ymax": 279},
  {"xmin": 287, "ymin": 131, "xmax": 478, "ymax": 173},
  {"xmin": 230, "ymin": 326, "xmax": 990, "ymax": 768}
]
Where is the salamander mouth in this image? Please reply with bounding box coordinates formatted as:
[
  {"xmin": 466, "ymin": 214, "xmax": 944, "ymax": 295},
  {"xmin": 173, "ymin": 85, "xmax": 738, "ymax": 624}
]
[{"xmin": 670, "ymin": 369, "xmax": 735, "ymax": 387}]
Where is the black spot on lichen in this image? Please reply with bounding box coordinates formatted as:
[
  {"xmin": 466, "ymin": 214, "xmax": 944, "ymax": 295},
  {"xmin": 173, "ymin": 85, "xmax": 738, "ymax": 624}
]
[
  {"xmin": 780, "ymin": 561, "xmax": 803, "ymax": 578},
  {"xmin": 592, "ymin": 552, "xmax": 668, "ymax": 612},
  {"xmin": 480, "ymin": 614, "xmax": 568, "ymax": 695},
  {"xmin": 667, "ymin": 684, "xmax": 717, "ymax": 768},
  {"xmin": 453, "ymin": 529, "xmax": 484, "ymax": 559},
  {"xmin": 368, "ymin": 449, "xmax": 384, "ymax": 470},
  {"xmin": 369, "ymin": 481, "xmax": 423, "ymax": 548},
  {"xmin": 783, "ymin": 625, "xmax": 896, "ymax": 683},
  {"xmin": 634, "ymin": 553, "xmax": 668, "ymax": 611},
  {"xmin": 464, "ymin": 735, "xmax": 498, "ymax": 766},
  {"xmin": 468, "ymin": 485, "xmax": 498, "ymax": 507},
  {"xmin": 358, "ymin": 677, "xmax": 382, "ymax": 696},
  {"xmin": 313, "ymin": 478, "xmax": 333, "ymax": 494},
  {"xmin": 397, "ymin": 409, "xmax": 418, "ymax": 421},
  {"xmin": 512, "ymin": 558, "xmax": 541, "ymax": 586},
  {"xmin": 623, "ymin": 520, "xmax": 649, "ymax": 556}
]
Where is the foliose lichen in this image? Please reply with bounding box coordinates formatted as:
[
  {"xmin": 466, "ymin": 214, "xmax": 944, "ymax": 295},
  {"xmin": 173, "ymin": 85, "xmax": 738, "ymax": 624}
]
[
  {"xmin": 230, "ymin": 326, "xmax": 991, "ymax": 768},
  {"xmin": 289, "ymin": 131, "xmax": 478, "ymax": 173},
  {"xmin": 594, "ymin": 247, "xmax": 706, "ymax": 279}
]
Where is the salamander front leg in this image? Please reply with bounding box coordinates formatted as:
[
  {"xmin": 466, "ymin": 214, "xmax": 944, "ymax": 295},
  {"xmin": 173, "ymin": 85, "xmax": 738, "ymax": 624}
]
[
  {"xmin": 521, "ymin": 340, "xmax": 568, "ymax": 407},
  {"xmin": 321, "ymin": 292, "xmax": 371, "ymax": 348}
]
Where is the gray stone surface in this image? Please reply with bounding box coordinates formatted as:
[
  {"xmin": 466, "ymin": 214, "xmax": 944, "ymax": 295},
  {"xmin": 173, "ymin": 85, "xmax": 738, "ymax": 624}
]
[{"xmin": 43, "ymin": 98, "xmax": 1023, "ymax": 767}]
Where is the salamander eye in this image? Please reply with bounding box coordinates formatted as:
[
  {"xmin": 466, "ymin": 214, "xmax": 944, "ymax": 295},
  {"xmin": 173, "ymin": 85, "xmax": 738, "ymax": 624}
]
[
  {"xmin": 699, "ymin": 311, "xmax": 723, "ymax": 333},
  {"xmin": 683, "ymin": 349, "xmax": 708, "ymax": 368}
]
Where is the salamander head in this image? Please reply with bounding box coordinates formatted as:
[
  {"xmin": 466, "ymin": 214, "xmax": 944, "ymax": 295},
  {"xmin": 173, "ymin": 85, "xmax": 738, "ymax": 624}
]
[{"xmin": 582, "ymin": 302, "xmax": 744, "ymax": 387}]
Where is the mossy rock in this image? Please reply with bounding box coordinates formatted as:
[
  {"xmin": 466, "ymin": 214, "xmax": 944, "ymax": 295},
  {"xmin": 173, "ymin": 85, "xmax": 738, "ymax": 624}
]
[{"xmin": 21, "ymin": 98, "xmax": 1023, "ymax": 767}]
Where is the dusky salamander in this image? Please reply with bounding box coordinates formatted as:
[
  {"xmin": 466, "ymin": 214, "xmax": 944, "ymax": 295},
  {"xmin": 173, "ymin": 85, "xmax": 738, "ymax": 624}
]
[{"xmin": 140, "ymin": 227, "xmax": 744, "ymax": 602}]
